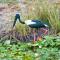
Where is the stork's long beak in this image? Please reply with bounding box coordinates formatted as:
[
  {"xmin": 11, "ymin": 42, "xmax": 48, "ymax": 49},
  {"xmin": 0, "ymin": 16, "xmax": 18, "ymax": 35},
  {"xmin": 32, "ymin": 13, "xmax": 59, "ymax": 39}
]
[{"xmin": 13, "ymin": 19, "xmax": 17, "ymax": 28}]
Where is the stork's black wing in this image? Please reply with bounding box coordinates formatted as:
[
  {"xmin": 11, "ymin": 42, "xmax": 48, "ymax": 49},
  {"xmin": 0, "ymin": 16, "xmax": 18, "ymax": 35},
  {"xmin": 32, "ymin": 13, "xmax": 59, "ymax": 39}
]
[{"xmin": 28, "ymin": 20, "xmax": 45, "ymax": 28}]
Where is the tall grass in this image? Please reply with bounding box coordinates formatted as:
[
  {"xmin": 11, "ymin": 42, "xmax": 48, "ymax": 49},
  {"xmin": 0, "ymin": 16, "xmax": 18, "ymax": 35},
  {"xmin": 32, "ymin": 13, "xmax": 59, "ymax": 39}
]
[
  {"xmin": 47, "ymin": 5, "xmax": 60, "ymax": 34},
  {"xmin": 15, "ymin": 0, "xmax": 60, "ymax": 35},
  {"xmin": 39, "ymin": 2, "xmax": 60, "ymax": 34},
  {"xmin": 20, "ymin": 0, "xmax": 60, "ymax": 34},
  {"xmin": 16, "ymin": 22, "xmax": 30, "ymax": 36},
  {"xmin": 0, "ymin": 0, "xmax": 59, "ymax": 35}
]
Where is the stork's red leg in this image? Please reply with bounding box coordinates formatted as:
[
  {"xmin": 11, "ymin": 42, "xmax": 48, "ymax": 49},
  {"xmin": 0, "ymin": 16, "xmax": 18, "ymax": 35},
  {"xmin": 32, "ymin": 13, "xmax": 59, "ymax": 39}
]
[
  {"xmin": 40, "ymin": 28, "xmax": 48, "ymax": 35},
  {"xmin": 33, "ymin": 30, "xmax": 36, "ymax": 43},
  {"xmin": 44, "ymin": 29, "xmax": 48, "ymax": 35},
  {"xmin": 37, "ymin": 36, "xmax": 42, "ymax": 41},
  {"xmin": 32, "ymin": 29, "xmax": 36, "ymax": 51},
  {"xmin": 37, "ymin": 28, "xmax": 42, "ymax": 41}
]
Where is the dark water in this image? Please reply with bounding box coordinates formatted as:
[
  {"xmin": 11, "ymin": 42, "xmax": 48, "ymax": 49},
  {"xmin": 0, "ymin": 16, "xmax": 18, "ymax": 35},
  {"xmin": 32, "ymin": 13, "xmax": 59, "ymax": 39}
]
[
  {"xmin": 11, "ymin": 28, "xmax": 48, "ymax": 42},
  {"xmin": 0, "ymin": 27, "xmax": 48, "ymax": 42}
]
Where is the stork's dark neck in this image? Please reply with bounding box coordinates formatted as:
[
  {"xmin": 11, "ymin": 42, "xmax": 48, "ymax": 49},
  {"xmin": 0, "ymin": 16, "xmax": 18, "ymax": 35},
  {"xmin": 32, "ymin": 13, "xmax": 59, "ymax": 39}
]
[{"xmin": 20, "ymin": 20, "xmax": 25, "ymax": 24}]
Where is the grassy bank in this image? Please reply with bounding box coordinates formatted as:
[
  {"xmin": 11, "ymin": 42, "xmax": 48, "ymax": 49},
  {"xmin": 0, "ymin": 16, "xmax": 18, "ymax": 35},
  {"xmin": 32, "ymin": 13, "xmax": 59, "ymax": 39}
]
[{"xmin": 0, "ymin": 36, "xmax": 60, "ymax": 60}]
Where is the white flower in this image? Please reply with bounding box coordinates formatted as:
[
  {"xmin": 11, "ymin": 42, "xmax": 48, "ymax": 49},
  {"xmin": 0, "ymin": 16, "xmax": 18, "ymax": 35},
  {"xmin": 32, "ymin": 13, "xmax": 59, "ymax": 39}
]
[
  {"xmin": 4, "ymin": 40, "xmax": 10, "ymax": 45},
  {"xmin": 43, "ymin": 40, "xmax": 46, "ymax": 42},
  {"xmin": 35, "ymin": 53, "xmax": 39, "ymax": 57},
  {"xmin": 39, "ymin": 46, "xmax": 42, "ymax": 48},
  {"xmin": 32, "ymin": 7, "xmax": 35, "ymax": 10}
]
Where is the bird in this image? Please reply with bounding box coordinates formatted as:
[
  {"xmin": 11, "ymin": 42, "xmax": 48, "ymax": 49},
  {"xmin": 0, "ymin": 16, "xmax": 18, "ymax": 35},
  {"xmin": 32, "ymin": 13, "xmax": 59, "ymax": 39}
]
[
  {"xmin": 23, "ymin": 20, "xmax": 48, "ymax": 42},
  {"xmin": 13, "ymin": 13, "xmax": 48, "ymax": 43}
]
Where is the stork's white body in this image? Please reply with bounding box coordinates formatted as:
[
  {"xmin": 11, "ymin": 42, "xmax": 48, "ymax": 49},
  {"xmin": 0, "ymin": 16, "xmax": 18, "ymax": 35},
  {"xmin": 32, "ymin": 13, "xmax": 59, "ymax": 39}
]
[{"xmin": 25, "ymin": 20, "xmax": 36, "ymax": 25}]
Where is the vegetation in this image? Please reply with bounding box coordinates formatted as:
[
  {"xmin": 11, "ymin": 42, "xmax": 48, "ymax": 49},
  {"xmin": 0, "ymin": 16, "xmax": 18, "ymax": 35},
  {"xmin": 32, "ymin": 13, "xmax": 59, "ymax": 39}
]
[
  {"xmin": 0, "ymin": 36, "xmax": 60, "ymax": 60},
  {"xmin": 16, "ymin": 0, "xmax": 60, "ymax": 34},
  {"xmin": 0, "ymin": 0, "xmax": 18, "ymax": 3},
  {"xmin": 0, "ymin": 0, "xmax": 60, "ymax": 34},
  {"xmin": 0, "ymin": 0, "xmax": 60, "ymax": 60}
]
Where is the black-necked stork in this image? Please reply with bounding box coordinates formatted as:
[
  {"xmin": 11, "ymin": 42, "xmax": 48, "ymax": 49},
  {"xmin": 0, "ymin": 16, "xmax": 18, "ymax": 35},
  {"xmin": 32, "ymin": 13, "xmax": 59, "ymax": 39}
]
[{"xmin": 13, "ymin": 12, "xmax": 48, "ymax": 43}]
